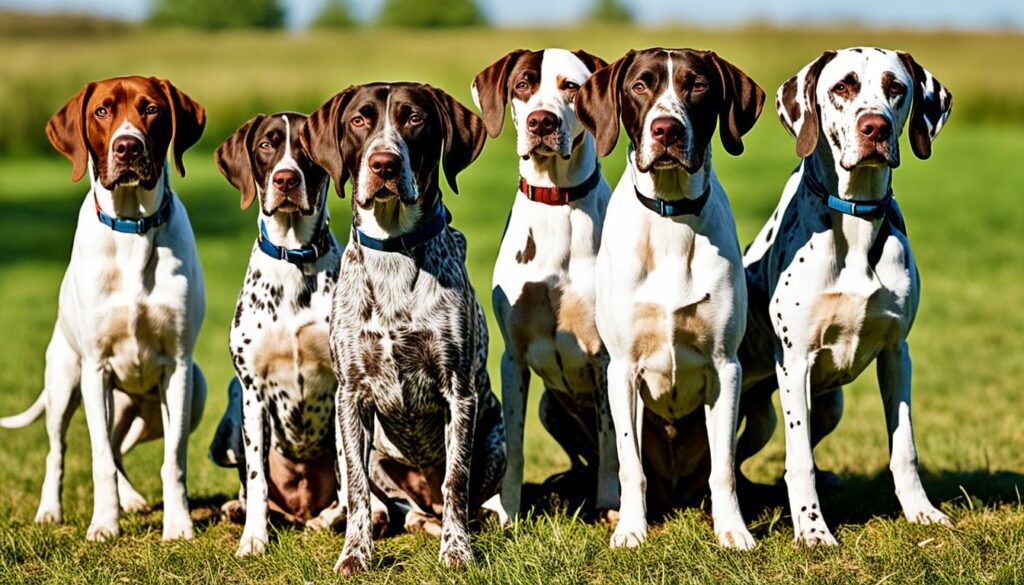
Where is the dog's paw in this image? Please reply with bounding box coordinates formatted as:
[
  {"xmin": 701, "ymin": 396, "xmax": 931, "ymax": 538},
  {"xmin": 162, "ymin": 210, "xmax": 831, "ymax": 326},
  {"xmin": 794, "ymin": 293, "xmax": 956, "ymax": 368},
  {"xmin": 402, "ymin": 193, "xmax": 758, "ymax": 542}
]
[
  {"xmin": 334, "ymin": 553, "xmax": 368, "ymax": 577},
  {"xmin": 371, "ymin": 508, "xmax": 390, "ymax": 539},
  {"xmin": 86, "ymin": 521, "xmax": 119, "ymax": 542},
  {"xmin": 162, "ymin": 516, "xmax": 194, "ymax": 541},
  {"xmin": 235, "ymin": 530, "xmax": 268, "ymax": 557},
  {"xmin": 439, "ymin": 535, "xmax": 473, "ymax": 570},
  {"xmin": 220, "ymin": 499, "xmax": 246, "ymax": 525},
  {"xmin": 610, "ymin": 518, "xmax": 647, "ymax": 548},
  {"xmin": 307, "ymin": 503, "xmax": 344, "ymax": 532},
  {"xmin": 405, "ymin": 510, "xmax": 443, "ymax": 536},
  {"xmin": 907, "ymin": 506, "xmax": 952, "ymax": 527},
  {"xmin": 598, "ymin": 508, "xmax": 620, "ymax": 528},
  {"xmin": 716, "ymin": 523, "xmax": 756, "ymax": 550},
  {"xmin": 120, "ymin": 492, "xmax": 151, "ymax": 514},
  {"xmin": 34, "ymin": 507, "xmax": 62, "ymax": 525}
]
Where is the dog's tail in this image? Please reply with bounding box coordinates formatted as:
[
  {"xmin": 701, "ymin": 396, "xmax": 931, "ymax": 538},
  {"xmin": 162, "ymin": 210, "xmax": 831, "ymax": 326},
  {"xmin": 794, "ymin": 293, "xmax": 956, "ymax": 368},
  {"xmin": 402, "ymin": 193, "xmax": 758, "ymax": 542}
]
[{"xmin": 0, "ymin": 390, "xmax": 46, "ymax": 429}]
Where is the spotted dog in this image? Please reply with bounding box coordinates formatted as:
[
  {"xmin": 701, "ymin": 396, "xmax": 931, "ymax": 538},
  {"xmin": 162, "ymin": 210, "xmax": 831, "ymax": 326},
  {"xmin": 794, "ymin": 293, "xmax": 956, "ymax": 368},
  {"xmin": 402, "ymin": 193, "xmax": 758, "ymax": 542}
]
[
  {"xmin": 471, "ymin": 48, "xmax": 617, "ymax": 521},
  {"xmin": 737, "ymin": 48, "xmax": 953, "ymax": 545},
  {"xmin": 301, "ymin": 82, "xmax": 505, "ymax": 576},
  {"xmin": 0, "ymin": 77, "xmax": 206, "ymax": 541},
  {"xmin": 209, "ymin": 112, "xmax": 345, "ymax": 556},
  {"xmin": 575, "ymin": 48, "xmax": 764, "ymax": 549}
]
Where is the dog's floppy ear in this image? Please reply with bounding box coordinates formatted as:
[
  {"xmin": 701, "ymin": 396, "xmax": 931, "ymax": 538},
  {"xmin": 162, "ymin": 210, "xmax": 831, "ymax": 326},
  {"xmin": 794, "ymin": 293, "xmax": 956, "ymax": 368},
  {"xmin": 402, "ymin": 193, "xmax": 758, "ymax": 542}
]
[
  {"xmin": 472, "ymin": 49, "xmax": 527, "ymax": 139},
  {"xmin": 897, "ymin": 51, "xmax": 953, "ymax": 160},
  {"xmin": 301, "ymin": 87, "xmax": 356, "ymax": 198},
  {"xmin": 707, "ymin": 52, "xmax": 765, "ymax": 156},
  {"xmin": 215, "ymin": 114, "xmax": 265, "ymax": 210},
  {"xmin": 573, "ymin": 49, "xmax": 608, "ymax": 74},
  {"xmin": 576, "ymin": 50, "xmax": 635, "ymax": 157},
  {"xmin": 776, "ymin": 50, "xmax": 836, "ymax": 158},
  {"xmin": 430, "ymin": 86, "xmax": 487, "ymax": 194},
  {"xmin": 46, "ymin": 82, "xmax": 97, "ymax": 182},
  {"xmin": 157, "ymin": 78, "xmax": 206, "ymax": 177}
]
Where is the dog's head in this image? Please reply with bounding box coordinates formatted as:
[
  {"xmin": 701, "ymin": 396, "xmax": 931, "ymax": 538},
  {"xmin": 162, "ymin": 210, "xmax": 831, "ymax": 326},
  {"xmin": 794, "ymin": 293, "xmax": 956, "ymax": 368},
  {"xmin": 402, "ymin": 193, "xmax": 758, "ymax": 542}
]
[
  {"xmin": 471, "ymin": 48, "xmax": 607, "ymax": 159},
  {"xmin": 576, "ymin": 48, "xmax": 764, "ymax": 174},
  {"xmin": 300, "ymin": 82, "xmax": 486, "ymax": 209},
  {"xmin": 215, "ymin": 113, "xmax": 328, "ymax": 215},
  {"xmin": 46, "ymin": 76, "xmax": 205, "ymax": 189},
  {"xmin": 777, "ymin": 47, "xmax": 953, "ymax": 170}
]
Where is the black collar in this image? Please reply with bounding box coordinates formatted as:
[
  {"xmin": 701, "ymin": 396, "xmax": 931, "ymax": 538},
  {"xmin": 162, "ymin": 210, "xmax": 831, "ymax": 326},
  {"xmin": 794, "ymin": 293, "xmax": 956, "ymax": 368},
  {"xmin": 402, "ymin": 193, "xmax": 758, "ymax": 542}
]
[
  {"xmin": 354, "ymin": 199, "xmax": 451, "ymax": 253},
  {"xmin": 634, "ymin": 182, "xmax": 712, "ymax": 217}
]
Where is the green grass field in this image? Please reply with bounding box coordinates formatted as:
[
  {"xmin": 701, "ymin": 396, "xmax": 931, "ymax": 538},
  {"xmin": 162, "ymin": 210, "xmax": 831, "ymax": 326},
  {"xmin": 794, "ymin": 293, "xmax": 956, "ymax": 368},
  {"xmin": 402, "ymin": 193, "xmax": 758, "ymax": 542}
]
[{"xmin": 0, "ymin": 24, "xmax": 1022, "ymax": 584}]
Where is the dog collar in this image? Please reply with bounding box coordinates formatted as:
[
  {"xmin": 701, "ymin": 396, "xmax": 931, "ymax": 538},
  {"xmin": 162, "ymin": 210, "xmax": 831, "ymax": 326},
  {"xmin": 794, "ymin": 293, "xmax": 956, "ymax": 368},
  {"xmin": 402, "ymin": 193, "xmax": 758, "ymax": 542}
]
[
  {"xmin": 354, "ymin": 200, "xmax": 452, "ymax": 253},
  {"xmin": 634, "ymin": 183, "xmax": 711, "ymax": 217},
  {"xmin": 258, "ymin": 216, "xmax": 333, "ymax": 265},
  {"xmin": 803, "ymin": 166, "xmax": 894, "ymax": 220},
  {"xmin": 518, "ymin": 164, "xmax": 601, "ymax": 206},
  {"xmin": 93, "ymin": 182, "xmax": 173, "ymax": 234}
]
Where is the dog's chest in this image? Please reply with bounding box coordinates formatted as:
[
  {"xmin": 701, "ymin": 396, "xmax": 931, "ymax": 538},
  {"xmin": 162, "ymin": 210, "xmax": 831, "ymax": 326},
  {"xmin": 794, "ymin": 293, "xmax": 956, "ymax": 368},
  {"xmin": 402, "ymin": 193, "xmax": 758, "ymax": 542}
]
[{"xmin": 233, "ymin": 253, "xmax": 338, "ymax": 459}]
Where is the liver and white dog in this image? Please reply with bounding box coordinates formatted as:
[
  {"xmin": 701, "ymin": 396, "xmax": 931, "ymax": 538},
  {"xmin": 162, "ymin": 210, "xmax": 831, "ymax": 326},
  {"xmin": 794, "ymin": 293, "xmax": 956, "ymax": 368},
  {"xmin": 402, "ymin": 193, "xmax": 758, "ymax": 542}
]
[
  {"xmin": 738, "ymin": 48, "xmax": 953, "ymax": 545},
  {"xmin": 301, "ymin": 82, "xmax": 505, "ymax": 575},
  {"xmin": 210, "ymin": 112, "xmax": 342, "ymax": 556},
  {"xmin": 471, "ymin": 48, "xmax": 617, "ymax": 520},
  {"xmin": 576, "ymin": 49, "xmax": 764, "ymax": 549},
  {"xmin": 0, "ymin": 76, "xmax": 207, "ymax": 541}
]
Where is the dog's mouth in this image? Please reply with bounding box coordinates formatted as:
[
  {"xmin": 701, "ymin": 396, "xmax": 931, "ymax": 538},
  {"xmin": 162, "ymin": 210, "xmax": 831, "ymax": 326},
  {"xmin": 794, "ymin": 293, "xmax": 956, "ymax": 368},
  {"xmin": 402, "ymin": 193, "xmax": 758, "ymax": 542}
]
[
  {"xmin": 523, "ymin": 132, "xmax": 569, "ymax": 160},
  {"xmin": 844, "ymin": 143, "xmax": 897, "ymax": 171},
  {"xmin": 266, "ymin": 190, "xmax": 312, "ymax": 215},
  {"xmin": 107, "ymin": 161, "xmax": 156, "ymax": 189}
]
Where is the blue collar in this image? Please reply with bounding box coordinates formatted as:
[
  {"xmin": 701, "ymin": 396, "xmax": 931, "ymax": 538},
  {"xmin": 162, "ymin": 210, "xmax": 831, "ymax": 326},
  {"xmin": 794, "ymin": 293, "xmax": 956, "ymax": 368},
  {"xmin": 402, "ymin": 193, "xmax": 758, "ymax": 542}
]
[
  {"xmin": 93, "ymin": 183, "xmax": 173, "ymax": 234},
  {"xmin": 258, "ymin": 215, "xmax": 333, "ymax": 265},
  {"xmin": 634, "ymin": 182, "xmax": 711, "ymax": 217},
  {"xmin": 803, "ymin": 165, "xmax": 894, "ymax": 220},
  {"xmin": 354, "ymin": 200, "xmax": 451, "ymax": 253}
]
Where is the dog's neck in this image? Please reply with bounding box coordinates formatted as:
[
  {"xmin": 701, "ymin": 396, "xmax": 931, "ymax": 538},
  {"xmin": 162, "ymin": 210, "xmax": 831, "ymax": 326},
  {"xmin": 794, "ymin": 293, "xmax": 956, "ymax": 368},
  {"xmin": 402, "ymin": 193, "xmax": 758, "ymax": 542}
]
[
  {"xmin": 89, "ymin": 159, "xmax": 166, "ymax": 219},
  {"xmin": 519, "ymin": 132, "xmax": 597, "ymax": 188},
  {"xmin": 259, "ymin": 187, "xmax": 329, "ymax": 250},
  {"xmin": 629, "ymin": 144, "xmax": 712, "ymax": 202},
  {"xmin": 354, "ymin": 194, "xmax": 436, "ymax": 241}
]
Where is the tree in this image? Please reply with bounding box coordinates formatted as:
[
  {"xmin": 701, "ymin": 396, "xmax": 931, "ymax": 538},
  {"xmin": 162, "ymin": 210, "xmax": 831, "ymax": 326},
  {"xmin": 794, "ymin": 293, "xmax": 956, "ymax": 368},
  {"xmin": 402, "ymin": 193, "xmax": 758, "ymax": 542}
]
[
  {"xmin": 313, "ymin": 0, "xmax": 356, "ymax": 29},
  {"xmin": 148, "ymin": 0, "xmax": 285, "ymax": 30},
  {"xmin": 587, "ymin": 0, "xmax": 633, "ymax": 23},
  {"xmin": 377, "ymin": 0, "xmax": 485, "ymax": 28}
]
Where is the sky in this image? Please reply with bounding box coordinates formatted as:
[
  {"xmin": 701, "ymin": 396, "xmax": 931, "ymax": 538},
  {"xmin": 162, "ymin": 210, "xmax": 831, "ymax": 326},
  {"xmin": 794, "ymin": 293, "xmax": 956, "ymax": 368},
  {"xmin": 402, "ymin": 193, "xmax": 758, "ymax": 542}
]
[{"xmin": 2, "ymin": 0, "xmax": 1022, "ymax": 30}]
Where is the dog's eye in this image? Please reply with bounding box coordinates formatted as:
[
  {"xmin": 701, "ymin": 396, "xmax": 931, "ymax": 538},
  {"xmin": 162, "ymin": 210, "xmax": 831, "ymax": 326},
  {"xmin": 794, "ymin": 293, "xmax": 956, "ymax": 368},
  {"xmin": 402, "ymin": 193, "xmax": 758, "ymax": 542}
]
[
  {"xmin": 832, "ymin": 82, "xmax": 847, "ymax": 93},
  {"xmin": 515, "ymin": 79, "xmax": 530, "ymax": 91},
  {"xmin": 258, "ymin": 141, "xmax": 272, "ymax": 151},
  {"xmin": 888, "ymin": 82, "xmax": 906, "ymax": 98},
  {"xmin": 563, "ymin": 81, "xmax": 580, "ymax": 91},
  {"xmin": 351, "ymin": 115, "xmax": 365, "ymax": 128},
  {"xmin": 692, "ymin": 80, "xmax": 708, "ymax": 92},
  {"xmin": 408, "ymin": 113, "xmax": 424, "ymax": 126},
  {"xmin": 632, "ymin": 81, "xmax": 647, "ymax": 94},
  {"xmin": 95, "ymin": 106, "xmax": 109, "ymax": 118},
  {"xmin": 144, "ymin": 104, "xmax": 160, "ymax": 115}
]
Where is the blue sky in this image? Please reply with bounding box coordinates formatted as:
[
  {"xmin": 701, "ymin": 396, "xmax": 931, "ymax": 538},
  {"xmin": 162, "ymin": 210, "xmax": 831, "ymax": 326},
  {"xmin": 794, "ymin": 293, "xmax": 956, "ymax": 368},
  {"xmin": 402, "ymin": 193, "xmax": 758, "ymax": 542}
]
[{"xmin": 2, "ymin": 0, "xmax": 1022, "ymax": 30}]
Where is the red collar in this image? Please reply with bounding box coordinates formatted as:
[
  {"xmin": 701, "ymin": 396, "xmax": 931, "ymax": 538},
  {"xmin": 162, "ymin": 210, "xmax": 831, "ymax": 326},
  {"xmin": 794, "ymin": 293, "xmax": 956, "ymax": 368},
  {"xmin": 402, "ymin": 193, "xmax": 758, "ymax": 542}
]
[{"xmin": 518, "ymin": 165, "xmax": 601, "ymax": 206}]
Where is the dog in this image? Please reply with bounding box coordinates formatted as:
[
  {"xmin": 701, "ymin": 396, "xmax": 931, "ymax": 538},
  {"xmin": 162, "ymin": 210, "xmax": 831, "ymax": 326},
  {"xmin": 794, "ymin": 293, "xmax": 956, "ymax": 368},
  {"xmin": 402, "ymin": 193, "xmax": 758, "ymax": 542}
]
[
  {"xmin": 471, "ymin": 48, "xmax": 617, "ymax": 520},
  {"xmin": 0, "ymin": 76, "xmax": 207, "ymax": 541},
  {"xmin": 300, "ymin": 82, "xmax": 506, "ymax": 575},
  {"xmin": 737, "ymin": 47, "xmax": 953, "ymax": 545},
  {"xmin": 210, "ymin": 111, "xmax": 345, "ymax": 556},
  {"xmin": 575, "ymin": 48, "xmax": 764, "ymax": 549}
]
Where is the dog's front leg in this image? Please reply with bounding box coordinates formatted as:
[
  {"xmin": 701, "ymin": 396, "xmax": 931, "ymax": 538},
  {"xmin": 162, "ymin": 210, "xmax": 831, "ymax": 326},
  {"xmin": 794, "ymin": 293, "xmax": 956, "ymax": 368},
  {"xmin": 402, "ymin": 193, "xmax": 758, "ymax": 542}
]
[
  {"xmin": 160, "ymin": 358, "xmax": 195, "ymax": 541},
  {"xmin": 878, "ymin": 340, "xmax": 951, "ymax": 527},
  {"xmin": 705, "ymin": 356, "xmax": 755, "ymax": 549},
  {"xmin": 79, "ymin": 360, "xmax": 120, "ymax": 541},
  {"xmin": 439, "ymin": 386, "xmax": 477, "ymax": 569},
  {"xmin": 594, "ymin": 358, "xmax": 620, "ymax": 517},
  {"xmin": 776, "ymin": 355, "xmax": 835, "ymax": 545},
  {"xmin": 607, "ymin": 358, "xmax": 647, "ymax": 548},
  {"xmin": 498, "ymin": 351, "xmax": 529, "ymax": 521},
  {"xmin": 236, "ymin": 377, "xmax": 269, "ymax": 556},
  {"xmin": 334, "ymin": 391, "xmax": 374, "ymax": 577}
]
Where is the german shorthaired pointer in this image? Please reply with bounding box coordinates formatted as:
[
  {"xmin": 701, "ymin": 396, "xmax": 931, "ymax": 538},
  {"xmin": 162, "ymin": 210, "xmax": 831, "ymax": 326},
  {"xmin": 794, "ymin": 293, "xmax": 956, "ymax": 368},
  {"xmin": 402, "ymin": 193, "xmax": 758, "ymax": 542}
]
[
  {"xmin": 738, "ymin": 47, "xmax": 953, "ymax": 546},
  {"xmin": 210, "ymin": 112, "xmax": 343, "ymax": 556},
  {"xmin": 576, "ymin": 48, "xmax": 764, "ymax": 549},
  {"xmin": 0, "ymin": 76, "xmax": 207, "ymax": 541},
  {"xmin": 301, "ymin": 82, "xmax": 505, "ymax": 575},
  {"xmin": 471, "ymin": 48, "xmax": 618, "ymax": 521}
]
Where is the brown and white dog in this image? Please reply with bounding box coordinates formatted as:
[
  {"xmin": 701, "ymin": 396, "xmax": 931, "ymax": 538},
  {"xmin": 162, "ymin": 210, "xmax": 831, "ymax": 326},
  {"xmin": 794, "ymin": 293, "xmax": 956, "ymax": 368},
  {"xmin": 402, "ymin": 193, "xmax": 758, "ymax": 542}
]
[
  {"xmin": 301, "ymin": 82, "xmax": 505, "ymax": 575},
  {"xmin": 738, "ymin": 47, "xmax": 953, "ymax": 545},
  {"xmin": 210, "ymin": 112, "xmax": 343, "ymax": 556},
  {"xmin": 471, "ymin": 48, "xmax": 617, "ymax": 521},
  {"xmin": 576, "ymin": 49, "xmax": 764, "ymax": 549},
  {"xmin": 0, "ymin": 76, "xmax": 207, "ymax": 541}
]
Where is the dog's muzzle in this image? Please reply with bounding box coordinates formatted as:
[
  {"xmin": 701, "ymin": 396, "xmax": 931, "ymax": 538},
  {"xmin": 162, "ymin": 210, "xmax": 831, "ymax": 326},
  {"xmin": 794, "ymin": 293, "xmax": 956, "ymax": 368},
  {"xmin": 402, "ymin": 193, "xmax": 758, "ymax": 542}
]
[{"xmin": 108, "ymin": 135, "xmax": 157, "ymax": 188}]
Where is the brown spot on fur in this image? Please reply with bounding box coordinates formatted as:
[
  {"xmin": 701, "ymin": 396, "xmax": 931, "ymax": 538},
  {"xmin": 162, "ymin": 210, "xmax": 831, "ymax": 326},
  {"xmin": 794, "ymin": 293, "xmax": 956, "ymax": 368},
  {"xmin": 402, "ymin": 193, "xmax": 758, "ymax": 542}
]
[
  {"xmin": 359, "ymin": 330, "xmax": 384, "ymax": 377},
  {"xmin": 267, "ymin": 447, "xmax": 339, "ymax": 523},
  {"xmin": 636, "ymin": 238, "xmax": 656, "ymax": 274},
  {"xmin": 509, "ymin": 282, "xmax": 554, "ymax": 353},
  {"xmin": 97, "ymin": 303, "xmax": 178, "ymax": 389},
  {"xmin": 556, "ymin": 288, "xmax": 602, "ymax": 355},
  {"xmin": 515, "ymin": 229, "xmax": 536, "ymax": 264},
  {"xmin": 672, "ymin": 297, "xmax": 711, "ymax": 352},
  {"xmin": 631, "ymin": 303, "xmax": 667, "ymax": 362}
]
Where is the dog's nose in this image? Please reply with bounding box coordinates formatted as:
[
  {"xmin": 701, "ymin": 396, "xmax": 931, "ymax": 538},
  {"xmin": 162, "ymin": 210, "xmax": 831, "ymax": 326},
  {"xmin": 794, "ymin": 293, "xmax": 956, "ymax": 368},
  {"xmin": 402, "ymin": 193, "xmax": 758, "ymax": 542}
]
[
  {"xmin": 368, "ymin": 152, "xmax": 401, "ymax": 180},
  {"xmin": 272, "ymin": 169, "xmax": 301, "ymax": 192},
  {"xmin": 650, "ymin": 117, "xmax": 684, "ymax": 147},
  {"xmin": 858, "ymin": 114, "xmax": 892, "ymax": 142},
  {"xmin": 526, "ymin": 110, "xmax": 558, "ymax": 137},
  {"xmin": 112, "ymin": 135, "xmax": 144, "ymax": 165}
]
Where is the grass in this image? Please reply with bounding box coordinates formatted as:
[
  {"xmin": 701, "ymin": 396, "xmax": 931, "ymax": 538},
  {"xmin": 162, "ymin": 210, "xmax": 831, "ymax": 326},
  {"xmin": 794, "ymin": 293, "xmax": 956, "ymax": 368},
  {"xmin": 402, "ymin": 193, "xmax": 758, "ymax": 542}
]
[{"xmin": 0, "ymin": 24, "xmax": 1022, "ymax": 584}]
